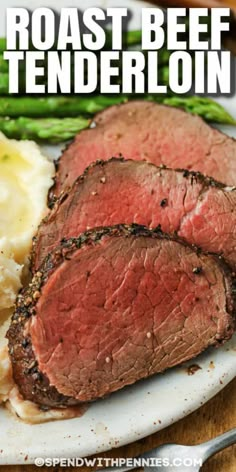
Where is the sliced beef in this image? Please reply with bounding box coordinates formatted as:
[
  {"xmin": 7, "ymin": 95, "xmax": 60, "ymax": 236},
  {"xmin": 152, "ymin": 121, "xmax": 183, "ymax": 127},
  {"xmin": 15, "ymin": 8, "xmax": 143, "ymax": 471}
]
[
  {"xmin": 33, "ymin": 159, "xmax": 236, "ymax": 272},
  {"xmin": 53, "ymin": 101, "xmax": 236, "ymax": 197},
  {"xmin": 8, "ymin": 225, "xmax": 235, "ymax": 407}
]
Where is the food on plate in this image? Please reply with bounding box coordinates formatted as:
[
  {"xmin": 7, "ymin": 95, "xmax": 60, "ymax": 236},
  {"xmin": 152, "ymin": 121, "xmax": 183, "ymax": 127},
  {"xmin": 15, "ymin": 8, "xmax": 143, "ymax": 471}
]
[
  {"xmin": 0, "ymin": 96, "xmax": 234, "ymax": 143},
  {"xmin": 33, "ymin": 159, "xmax": 236, "ymax": 272},
  {"xmin": 0, "ymin": 250, "xmax": 22, "ymax": 310},
  {"xmin": 0, "ymin": 317, "xmax": 85, "ymax": 422},
  {"xmin": 0, "ymin": 132, "xmax": 54, "ymax": 264},
  {"xmin": 0, "ymin": 8, "xmax": 234, "ymax": 427},
  {"xmin": 0, "ymin": 95, "xmax": 127, "ymax": 117},
  {"xmin": 7, "ymin": 225, "xmax": 235, "ymax": 408},
  {"xmin": 0, "ymin": 25, "xmax": 235, "ymax": 143},
  {"xmin": 0, "ymin": 95, "xmax": 233, "ymax": 124},
  {"xmin": 0, "ymin": 131, "xmax": 54, "ymax": 419},
  {"xmin": 1, "ymin": 94, "xmax": 235, "ymax": 420},
  {"xmin": 0, "ymin": 315, "xmax": 14, "ymax": 403},
  {"xmin": 7, "ymin": 387, "xmax": 87, "ymax": 423},
  {"xmin": 0, "ymin": 116, "xmax": 91, "ymax": 144},
  {"xmin": 0, "ymin": 132, "xmax": 54, "ymax": 313},
  {"xmin": 0, "ymin": 346, "xmax": 13, "ymax": 403},
  {"xmin": 53, "ymin": 101, "xmax": 236, "ymax": 196}
]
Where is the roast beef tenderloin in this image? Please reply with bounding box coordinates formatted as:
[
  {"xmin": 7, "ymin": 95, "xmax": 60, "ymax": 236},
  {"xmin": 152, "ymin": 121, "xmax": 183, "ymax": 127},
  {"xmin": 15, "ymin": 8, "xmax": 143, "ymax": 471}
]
[
  {"xmin": 8, "ymin": 225, "xmax": 235, "ymax": 407},
  {"xmin": 53, "ymin": 101, "xmax": 236, "ymax": 196},
  {"xmin": 33, "ymin": 159, "xmax": 236, "ymax": 271}
]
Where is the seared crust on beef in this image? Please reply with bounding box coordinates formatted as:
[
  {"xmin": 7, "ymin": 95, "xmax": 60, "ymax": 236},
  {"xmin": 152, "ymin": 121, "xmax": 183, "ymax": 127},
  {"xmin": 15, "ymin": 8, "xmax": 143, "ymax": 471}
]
[
  {"xmin": 7, "ymin": 225, "xmax": 236, "ymax": 408},
  {"xmin": 52, "ymin": 101, "xmax": 236, "ymax": 197},
  {"xmin": 32, "ymin": 158, "xmax": 236, "ymax": 272}
]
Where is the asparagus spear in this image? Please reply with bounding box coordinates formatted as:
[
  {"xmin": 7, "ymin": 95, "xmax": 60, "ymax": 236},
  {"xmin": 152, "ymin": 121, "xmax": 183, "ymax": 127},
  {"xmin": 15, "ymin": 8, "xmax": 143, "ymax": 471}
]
[
  {"xmin": 0, "ymin": 116, "xmax": 90, "ymax": 142},
  {"xmin": 0, "ymin": 94, "xmax": 234, "ymax": 126},
  {"xmin": 0, "ymin": 93, "xmax": 234, "ymax": 143},
  {"xmin": 0, "ymin": 95, "xmax": 129, "ymax": 116},
  {"xmin": 0, "ymin": 54, "xmax": 9, "ymax": 73},
  {"xmin": 0, "ymin": 73, "xmax": 10, "ymax": 94},
  {"xmin": 0, "ymin": 38, "xmax": 6, "ymax": 52},
  {"xmin": 161, "ymin": 96, "xmax": 236, "ymax": 125}
]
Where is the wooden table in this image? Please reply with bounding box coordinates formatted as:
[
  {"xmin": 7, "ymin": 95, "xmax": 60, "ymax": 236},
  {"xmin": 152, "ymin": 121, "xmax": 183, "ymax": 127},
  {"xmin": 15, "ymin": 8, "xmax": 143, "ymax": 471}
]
[{"xmin": 1, "ymin": 377, "xmax": 235, "ymax": 472}]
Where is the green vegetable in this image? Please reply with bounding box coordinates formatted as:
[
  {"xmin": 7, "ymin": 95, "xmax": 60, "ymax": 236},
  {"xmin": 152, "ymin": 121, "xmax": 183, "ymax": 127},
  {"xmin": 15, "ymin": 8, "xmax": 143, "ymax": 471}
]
[
  {"xmin": 0, "ymin": 95, "xmax": 129, "ymax": 117},
  {"xmin": 0, "ymin": 54, "xmax": 9, "ymax": 73},
  {"xmin": 0, "ymin": 38, "xmax": 6, "ymax": 52},
  {"xmin": 0, "ymin": 94, "xmax": 234, "ymax": 127},
  {"xmin": 0, "ymin": 73, "xmax": 9, "ymax": 94},
  {"xmin": 161, "ymin": 96, "xmax": 236, "ymax": 125},
  {"xmin": 0, "ymin": 116, "xmax": 90, "ymax": 142},
  {"xmin": 0, "ymin": 94, "xmax": 234, "ymax": 143},
  {"xmin": 124, "ymin": 29, "xmax": 142, "ymax": 46}
]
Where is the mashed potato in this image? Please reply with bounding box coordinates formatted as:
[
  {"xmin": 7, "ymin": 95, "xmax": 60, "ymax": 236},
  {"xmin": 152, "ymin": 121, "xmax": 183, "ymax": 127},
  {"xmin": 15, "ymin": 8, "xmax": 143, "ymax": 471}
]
[
  {"xmin": 0, "ymin": 134, "xmax": 88, "ymax": 423},
  {"xmin": 0, "ymin": 246, "xmax": 22, "ymax": 310},
  {"xmin": 0, "ymin": 316, "xmax": 13, "ymax": 402},
  {"xmin": 0, "ymin": 133, "xmax": 56, "ymax": 420},
  {"xmin": 0, "ymin": 346, "xmax": 13, "ymax": 403},
  {"xmin": 0, "ymin": 132, "xmax": 55, "ymax": 265},
  {"xmin": 0, "ymin": 132, "xmax": 55, "ymax": 312}
]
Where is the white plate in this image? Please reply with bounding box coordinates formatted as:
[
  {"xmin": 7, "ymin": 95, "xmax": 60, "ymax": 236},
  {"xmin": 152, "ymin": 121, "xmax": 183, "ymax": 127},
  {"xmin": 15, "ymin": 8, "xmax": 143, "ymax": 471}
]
[{"xmin": 0, "ymin": 0, "xmax": 236, "ymax": 465}]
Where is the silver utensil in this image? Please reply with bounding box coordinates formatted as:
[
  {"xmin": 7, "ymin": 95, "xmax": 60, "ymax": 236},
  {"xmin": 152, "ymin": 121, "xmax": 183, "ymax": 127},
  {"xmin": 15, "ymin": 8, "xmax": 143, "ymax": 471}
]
[{"xmin": 104, "ymin": 428, "xmax": 236, "ymax": 471}]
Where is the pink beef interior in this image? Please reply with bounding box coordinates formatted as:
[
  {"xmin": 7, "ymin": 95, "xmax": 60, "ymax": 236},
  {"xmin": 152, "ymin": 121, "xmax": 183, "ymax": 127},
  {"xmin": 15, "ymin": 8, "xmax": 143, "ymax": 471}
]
[
  {"xmin": 54, "ymin": 101, "xmax": 236, "ymax": 196},
  {"xmin": 29, "ymin": 235, "xmax": 233, "ymax": 402},
  {"xmin": 34, "ymin": 160, "xmax": 236, "ymax": 271}
]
